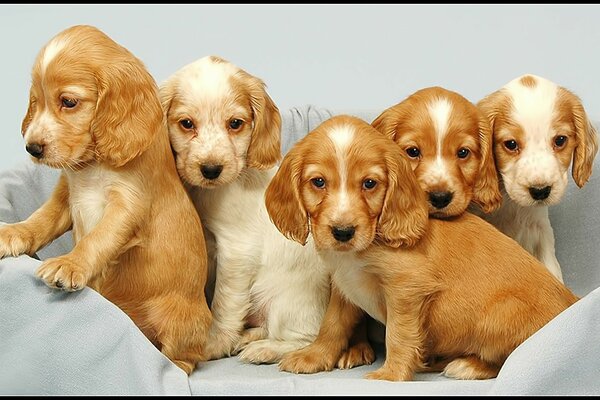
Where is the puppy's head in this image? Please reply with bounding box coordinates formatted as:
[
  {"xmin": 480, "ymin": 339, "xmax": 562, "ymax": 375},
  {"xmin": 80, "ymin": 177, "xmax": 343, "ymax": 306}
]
[
  {"xmin": 478, "ymin": 74, "xmax": 599, "ymax": 206},
  {"xmin": 159, "ymin": 56, "xmax": 281, "ymax": 188},
  {"xmin": 265, "ymin": 115, "xmax": 429, "ymax": 252},
  {"xmin": 21, "ymin": 25, "xmax": 163, "ymax": 169},
  {"xmin": 372, "ymin": 86, "xmax": 501, "ymax": 217}
]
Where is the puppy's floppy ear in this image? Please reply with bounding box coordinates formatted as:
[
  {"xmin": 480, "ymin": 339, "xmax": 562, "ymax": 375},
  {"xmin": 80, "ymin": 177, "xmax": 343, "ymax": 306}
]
[
  {"xmin": 158, "ymin": 76, "xmax": 176, "ymax": 118},
  {"xmin": 265, "ymin": 143, "xmax": 309, "ymax": 245},
  {"xmin": 242, "ymin": 71, "xmax": 282, "ymax": 170},
  {"xmin": 371, "ymin": 107, "xmax": 399, "ymax": 141},
  {"xmin": 378, "ymin": 147, "xmax": 429, "ymax": 247},
  {"xmin": 91, "ymin": 59, "xmax": 163, "ymax": 168},
  {"xmin": 21, "ymin": 89, "xmax": 36, "ymax": 137},
  {"xmin": 562, "ymin": 89, "xmax": 599, "ymax": 187},
  {"xmin": 472, "ymin": 110, "xmax": 502, "ymax": 213}
]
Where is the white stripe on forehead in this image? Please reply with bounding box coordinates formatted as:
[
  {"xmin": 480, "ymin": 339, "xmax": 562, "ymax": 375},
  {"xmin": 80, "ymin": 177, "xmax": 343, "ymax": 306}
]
[
  {"xmin": 182, "ymin": 57, "xmax": 238, "ymax": 105},
  {"xmin": 505, "ymin": 75, "xmax": 558, "ymax": 138},
  {"xmin": 327, "ymin": 125, "xmax": 355, "ymax": 215},
  {"xmin": 427, "ymin": 98, "xmax": 452, "ymax": 179},
  {"xmin": 41, "ymin": 37, "xmax": 68, "ymax": 72}
]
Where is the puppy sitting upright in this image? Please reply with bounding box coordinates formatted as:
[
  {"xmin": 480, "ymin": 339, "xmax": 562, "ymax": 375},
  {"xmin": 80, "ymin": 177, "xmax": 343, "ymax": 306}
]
[
  {"xmin": 0, "ymin": 25, "xmax": 212, "ymax": 374},
  {"xmin": 159, "ymin": 56, "xmax": 373, "ymax": 367},
  {"xmin": 266, "ymin": 115, "xmax": 578, "ymax": 381},
  {"xmin": 371, "ymin": 86, "xmax": 502, "ymax": 217},
  {"xmin": 477, "ymin": 74, "xmax": 598, "ymax": 282}
]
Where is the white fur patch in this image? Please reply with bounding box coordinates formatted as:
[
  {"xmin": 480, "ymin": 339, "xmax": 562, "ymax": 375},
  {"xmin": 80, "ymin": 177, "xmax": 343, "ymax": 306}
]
[
  {"xmin": 41, "ymin": 37, "xmax": 68, "ymax": 71},
  {"xmin": 327, "ymin": 125, "xmax": 355, "ymax": 216},
  {"xmin": 178, "ymin": 56, "xmax": 239, "ymax": 105},
  {"xmin": 426, "ymin": 98, "xmax": 453, "ymax": 184}
]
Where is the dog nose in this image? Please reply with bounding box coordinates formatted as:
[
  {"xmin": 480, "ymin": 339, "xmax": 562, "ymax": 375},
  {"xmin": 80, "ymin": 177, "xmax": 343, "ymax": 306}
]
[
  {"xmin": 529, "ymin": 186, "xmax": 552, "ymax": 201},
  {"xmin": 331, "ymin": 226, "xmax": 356, "ymax": 243},
  {"xmin": 200, "ymin": 164, "xmax": 223, "ymax": 180},
  {"xmin": 428, "ymin": 191, "xmax": 453, "ymax": 209},
  {"xmin": 25, "ymin": 143, "xmax": 44, "ymax": 159}
]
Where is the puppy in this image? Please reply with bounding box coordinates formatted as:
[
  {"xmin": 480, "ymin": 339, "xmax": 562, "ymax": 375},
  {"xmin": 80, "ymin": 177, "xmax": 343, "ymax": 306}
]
[
  {"xmin": 159, "ymin": 56, "xmax": 373, "ymax": 367},
  {"xmin": 371, "ymin": 86, "xmax": 502, "ymax": 217},
  {"xmin": 0, "ymin": 25, "xmax": 212, "ymax": 374},
  {"xmin": 477, "ymin": 74, "xmax": 598, "ymax": 282},
  {"xmin": 266, "ymin": 115, "xmax": 578, "ymax": 381}
]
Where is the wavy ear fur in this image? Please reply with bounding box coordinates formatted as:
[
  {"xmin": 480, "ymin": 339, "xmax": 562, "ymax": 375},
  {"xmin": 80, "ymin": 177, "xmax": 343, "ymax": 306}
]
[
  {"xmin": 91, "ymin": 60, "xmax": 163, "ymax": 167},
  {"xmin": 566, "ymin": 91, "xmax": 599, "ymax": 187},
  {"xmin": 471, "ymin": 110, "xmax": 502, "ymax": 213},
  {"xmin": 265, "ymin": 144, "xmax": 309, "ymax": 245},
  {"xmin": 377, "ymin": 147, "xmax": 429, "ymax": 247},
  {"xmin": 371, "ymin": 107, "xmax": 399, "ymax": 141},
  {"xmin": 21, "ymin": 89, "xmax": 36, "ymax": 137}
]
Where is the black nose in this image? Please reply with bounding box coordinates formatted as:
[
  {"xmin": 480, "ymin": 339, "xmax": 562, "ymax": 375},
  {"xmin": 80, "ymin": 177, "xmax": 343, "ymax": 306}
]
[
  {"xmin": 200, "ymin": 164, "xmax": 223, "ymax": 180},
  {"xmin": 331, "ymin": 226, "xmax": 356, "ymax": 243},
  {"xmin": 529, "ymin": 186, "xmax": 552, "ymax": 201},
  {"xmin": 428, "ymin": 191, "xmax": 453, "ymax": 209},
  {"xmin": 25, "ymin": 143, "xmax": 44, "ymax": 159}
]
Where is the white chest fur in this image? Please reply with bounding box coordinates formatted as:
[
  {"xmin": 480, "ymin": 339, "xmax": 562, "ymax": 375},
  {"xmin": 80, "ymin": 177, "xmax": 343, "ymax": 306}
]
[{"xmin": 65, "ymin": 166, "xmax": 116, "ymax": 241}]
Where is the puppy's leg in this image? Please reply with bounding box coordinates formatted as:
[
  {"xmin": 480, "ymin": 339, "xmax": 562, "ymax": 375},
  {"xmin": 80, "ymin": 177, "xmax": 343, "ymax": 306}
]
[
  {"xmin": 202, "ymin": 256, "xmax": 254, "ymax": 360},
  {"xmin": 538, "ymin": 225, "xmax": 563, "ymax": 282},
  {"xmin": 278, "ymin": 285, "xmax": 361, "ymax": 374},
  {"xmin": 365, "ymin": 289, "xmax": 425, "ymax": 382},
  {"xmin": 337, "ymin": 315, "xmax": 376, "ymax": 369},
  {"xmin": 0, "ymin": 174, "xmax": 71, "ymax": 258},
  {"xmin": 443, "ymin": 356, "xmax": 500, "ymax": 380},
  {"xmin": 36, "ymin": 187, "xmax": 141, "ymax": 291}
]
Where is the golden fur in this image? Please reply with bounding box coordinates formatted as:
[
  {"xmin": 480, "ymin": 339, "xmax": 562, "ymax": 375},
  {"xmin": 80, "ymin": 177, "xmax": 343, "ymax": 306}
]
[
  {"xmin": 372, "ymin": 86, "xmax": 501, "ymax": 217},
  {"xmin": 0, "ymin": 25, "xmax": 211, "ymax": 374},
  {"xmin": 265, "ymin": 115, "xmax": 578, "ymax": 381}
]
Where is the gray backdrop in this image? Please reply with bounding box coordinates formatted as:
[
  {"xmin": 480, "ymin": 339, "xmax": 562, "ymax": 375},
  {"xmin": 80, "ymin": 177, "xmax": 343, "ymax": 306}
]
[{"xmin": 1, "ymin": 4, "xmax": 599, "ymax": 171}]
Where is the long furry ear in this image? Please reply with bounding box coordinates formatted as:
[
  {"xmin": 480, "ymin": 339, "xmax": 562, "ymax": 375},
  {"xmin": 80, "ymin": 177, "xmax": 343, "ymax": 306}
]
[
  {"xmin": 158, "ymin": 77, "xmax": 176, "ymax": 118},
  {"xmin": 371, "ymin": 108, "xmax": 399, "ymax": 141},
  {"xmin": 377, "ymin": 148, "xmax": 429, "ymax": 247},
  {"xmin": 471, "ymin": 110, "xmax": 502, "ymax": 213},
  {"xmin": 243, "ymin": 72, "xmax": 282, "ymax": 170},
  {"xmin": 265, "ymin": 144, "xmax": 309, "ymax": 245},
  {"xmin": 21, "ymin": 90, "xmax": 36, "ymax": 137},
  {"xmin": 91, "ymin": 60, "xmax": 163, "ymax": 168},
  {"xmin": 567, "ymin": 91, "xmax": 599, "ymax": 187}
]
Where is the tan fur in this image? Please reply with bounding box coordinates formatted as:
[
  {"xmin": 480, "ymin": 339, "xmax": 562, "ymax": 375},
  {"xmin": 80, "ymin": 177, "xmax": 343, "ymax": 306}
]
[
  {"xmin": 371, "ymin": 87, "xmax": 502, "ymax": 217},
  {"xmin": 1, "ymin": 25, "xmax": 211, "ymax": 374},
  {"xmin": 268, "ymin": 115, "xmax": 578, "ymax": 381},
  {"xmin": 519, "ymin": 75, "xmax": 537, "ymax": 88}
]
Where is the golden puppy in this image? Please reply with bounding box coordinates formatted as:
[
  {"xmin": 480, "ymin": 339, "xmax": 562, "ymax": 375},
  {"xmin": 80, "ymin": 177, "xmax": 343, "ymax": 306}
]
[
  {"xmin": 0, "ymin": 25, "xmax": 211, "ymax": 374},
  {"xmin": 371, "ymin": 86, "xmax": 502, "ymax": 218},
  {"xmin": 265, "ymin": 115, "xmax": 578, "ymax": 381}
]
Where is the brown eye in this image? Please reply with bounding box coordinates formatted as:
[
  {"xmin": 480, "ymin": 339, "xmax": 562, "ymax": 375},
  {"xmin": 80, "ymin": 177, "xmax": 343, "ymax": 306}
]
[
  {"xmin": 61, "ymin": 97, "xmax": 78, "ymax": 109},
  {"xmin": 457, "ymin": 148, "xmax": 470, "ymax": 159},
  {"xmin": 406, "ymin": 147, "xmax": 421, "ymax": 158},
  {"xmin": 554, "ymin": 135, "xmax": 567, "ymax": 149},
  {"xmin": 229, "ymin": 119, "xmax": 244, "ymax": 131},
  {"xmin": 311, "ymin": 177, "xmax": 326, "ymax": 189},
  {"xmin": 363, "ymin": 179, "xmax": 377, "ymax": 190},
  {"xmin": 504, "ymin": 140, "xmax": 519, "ymax": 152},
  {"xmin": 180, "ymin": 119, "xmax": 194, "ymax": 130}
]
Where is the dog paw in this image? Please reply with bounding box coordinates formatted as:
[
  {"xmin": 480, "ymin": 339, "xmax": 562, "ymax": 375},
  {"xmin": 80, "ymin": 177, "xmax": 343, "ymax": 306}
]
[
  {"xmin": 0, "ymin": 224, "xmax": 33, "ymax": 259},
  {"xmin": 35, "ymin": 256, "xmax": 89, "ymax": 291},
  {"xmin": 337, "ymin": 341, "xmax": 376, "ymax": 369},
  {"xmin": 203, "ymin": 336, "xmax": 237, "ymax": 360},
  {"xmin": 233, "ymin": 327, "xmax": 267, "ymax": 355},
  {"xmin": 238, "ymin": 340, "xmax": 282, "ymax": 364},
  {"xmin": 279, "ymin": 345, "xmax": 337, "ymax": 374},
  {"xmin": 365, "ymin": 366, "xmax": 412, "ymax": 381}
]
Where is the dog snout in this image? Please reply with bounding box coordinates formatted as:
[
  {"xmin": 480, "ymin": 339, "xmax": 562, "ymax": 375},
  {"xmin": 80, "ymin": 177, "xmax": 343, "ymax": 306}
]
[
  {"xmin": 25, "ymin": 143, "xmax": 44, "ymax": 159},
  {"xmin": 528, "ymin": 186, "xmax": 552, "ymax": 201},
  {"xmin": 428, "ymin": 191, "xmax": 453, "ymax": 209},
  {"xmin": 200, "ymin": 164, "xmax": 223, "ymax": 180},
  {"xmin": 331, "ymin": 226, "xmax": 356, "ymax": 243}
]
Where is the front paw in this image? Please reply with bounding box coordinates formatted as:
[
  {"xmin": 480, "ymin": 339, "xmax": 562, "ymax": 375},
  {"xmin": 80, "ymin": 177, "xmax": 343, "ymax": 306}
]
[
  {"xmin": 279, "ymin": 345, "xmax": 337, "ymax": 374},
  {"xmin": 365, "ymin": 366, "xmax": 412, "ymax": 381},
  {"xmin": 337, "ymin": 341, "xmax": 376, "ymax": 369},
  {"xmin": 0, "ymin": 224, "xmax": 34, "ymax": 259},
  {"xmin": 35, "ymin": 256, "xmax": 89, "ymax": 291}
]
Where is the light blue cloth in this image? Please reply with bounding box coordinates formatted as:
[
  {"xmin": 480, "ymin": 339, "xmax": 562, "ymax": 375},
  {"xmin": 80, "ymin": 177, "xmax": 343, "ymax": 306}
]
[{"xmin": 0, "ymin": 106, "xmax": 598, "ymax": 395}]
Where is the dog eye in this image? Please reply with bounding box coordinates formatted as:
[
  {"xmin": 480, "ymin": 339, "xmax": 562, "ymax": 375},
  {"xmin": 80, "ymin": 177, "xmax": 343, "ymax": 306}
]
[
  {"xmin": 457, "ymin": 148, "xmax": 470, "ymax": 159},
  {"xmin": 229, "ymin": 119, "xmax": 244, "ymax": 131},
  {"xmin": 61, "ymin": 97, "xmax": 78, "ymax": 109},
  {"xmin": 554, "ymin": 135, "xmax": 568, "ymax": 149},
  {"xmin": 406, "ymin": 147, "xmax": 421, "ymax": 158},
  {"xmin": 503, "ymin": 140, "xmax": 519, "ymax": 152},
  {"xmin": 363, "ymin": 179, "xmax": 377, "ymax": 190},
  {"xmin": 179, "ymin": 119, "xmax": 194, "ymax": 130},
  {"xmin": 311, "ymin": 177, "xmax": 326, "ymax": 189}
]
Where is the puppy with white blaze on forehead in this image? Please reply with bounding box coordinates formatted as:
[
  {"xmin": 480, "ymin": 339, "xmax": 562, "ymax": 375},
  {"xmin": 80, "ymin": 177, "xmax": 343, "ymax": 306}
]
[
  {"xmin": 477, "ymin": 74, "xmax": 598, "ymax": 282},
  {"xmin": 159, "ymin": 56, "xmax": 375, "ymax": 368}
]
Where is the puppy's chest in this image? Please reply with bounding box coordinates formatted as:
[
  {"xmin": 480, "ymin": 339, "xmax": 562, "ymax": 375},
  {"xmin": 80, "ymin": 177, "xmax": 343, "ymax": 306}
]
[{"xmin": 66, "ymin": 168, "xmax": 117, "ymax": 241}]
